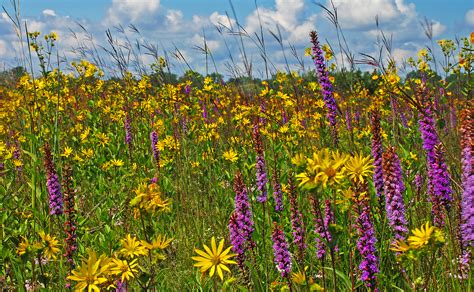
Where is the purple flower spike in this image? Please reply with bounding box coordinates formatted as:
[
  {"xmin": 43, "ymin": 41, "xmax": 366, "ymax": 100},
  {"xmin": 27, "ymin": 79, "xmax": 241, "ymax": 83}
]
[
  {"xmin": 271, "ymin": 223, "xmax": 292, "ymax": 279},
  {"xmin": 310, "ymin": 31, "xmax": 338, "ymax": 144},
  {"xmin": 383, "ymin": 147, "xmax": 408, "ymax": 242},
  {"xmin": 44, "ymin": 143, "xmax": 63, "ymax": 215}
]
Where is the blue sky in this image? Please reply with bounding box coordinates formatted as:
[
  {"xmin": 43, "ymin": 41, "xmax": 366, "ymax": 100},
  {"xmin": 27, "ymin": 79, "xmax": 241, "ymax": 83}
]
[{"xmin": 1, "ymin": 0, "xmax": 473, "ymax": 77}]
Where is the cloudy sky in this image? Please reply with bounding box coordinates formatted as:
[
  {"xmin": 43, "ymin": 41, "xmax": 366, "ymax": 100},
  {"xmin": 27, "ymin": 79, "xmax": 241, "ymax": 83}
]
[{"xmin": 0, "ymin": 0, "xmax": 473, "ymax": 78}]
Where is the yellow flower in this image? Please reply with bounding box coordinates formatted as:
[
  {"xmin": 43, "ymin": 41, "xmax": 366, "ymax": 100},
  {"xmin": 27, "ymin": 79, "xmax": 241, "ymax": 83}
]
[
  {"xmin": 222, "ymin": 149, "xmax": 238, "ymax": 162},
  {"xmin": 192, "ymin": 237, "xmax": 237, "ymax": 281},
  {"xmin": 17, "ymin": 237, "xmax": 31, "ymax": 256},
  {"xmin": 95, "ymin": 133, "xmax": 110, "ymax": 147},
  {"xmin": 38, "ymin": 231, "xmax": 60, "ymax": 260},
  {"xmin": 344, "ymin": 153, "xmax": 374, "ymax": 183},
  {"xmin": 291, "ymin": 153, "xmax": 306, "ymax": 167},
  {"xmin": 80, "ymin": 127, "xmax": 90, "ymax": 143},
  {"xmin": 314, "ymin": 149, "xmax": 346, "ymax": 188},
  {"xmin": 67, "ymin": 250, "xmax": 110, "ymax": 292},
  {"xmin": 110, "ymin": 258, "xmax": 139, "ymax": 283},
  {"xmin": 81, "ymin": 148, "xmax": 94, "ymax": 159},
  {"xmin": 130, "ymin": 183, "xmax": 171, "ymax": 213},
  {"xmin": 408, "ymin": 222, "xmax": 435, "ymax": 249},
  {"xmin": 291, "ymin": 266, "xmax": 308, "ymax": 285},
  {"xmin": 390, "ymin": 239, "xmax": 410, "ymax": 253},
  {"xmin": 120, "ymin": 234, "xmax": 148, "ymax": 259},
  {"xmin": 61, "ymin": 146, "xmax": 73, "ymax": 158},
  {"xmin": 110, "ymin": 159, "xmax": 124, "ymax": 167},
  {"xmin": 141, "ymin": 235, "xmax": 173, "ymax": 250}
]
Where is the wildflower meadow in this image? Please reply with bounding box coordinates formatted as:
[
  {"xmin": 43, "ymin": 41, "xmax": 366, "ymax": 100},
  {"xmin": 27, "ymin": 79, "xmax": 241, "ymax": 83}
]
[{"xmin": 0, "ymin": 1, "xmax": 473, "ymax": 291}]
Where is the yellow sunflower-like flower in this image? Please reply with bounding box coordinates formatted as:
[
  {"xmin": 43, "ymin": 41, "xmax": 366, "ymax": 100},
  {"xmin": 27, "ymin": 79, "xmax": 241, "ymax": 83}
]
[
  {"xmin": 222, "ymin": 149, "xmax": 238, "ymax": 163},
  {"xmin": 119, "ymin": 234, "xmax": 148, "ymax": 259},
  {"xmin": 17, "ymin": 237, "xmax": 31, "ymax": 256},
  {"xmin": 38, "ymin": 231, "xmax": 60, "ymax": 260},
  {"xmin": 141, "ymin": 234, "xmax": 173, "ymax": 251},
  {"xmin": 67, "ymin": 250, "xmax": 111, "ymax": 292},
  {"xmin": 130, "ymin": 182, "xmax": 171, "ymax": 213},
  {"xmin": 344, "ymin": 153, "xmax": 374, "ymax": 183},
  {"xmin": 291, "ymin": 266, "xmax": 308, "ymax": 285},
  {"xmin": 408, "ymin": 222, "xmax": 436, "ymax": 249},
  {"xmin": 110, "ymin": 258, "xmax": 139, "ymax": 283},
  {"xmin": 298, "ymin": 149, "xmax": 347, "ymax": 189},
  {"xmin": 192, "ymin": 237, "xmax": 237, "ymax": 280},
  {"xmin": 60, "ymin": 146, "xmax": 73, "ymax": 158}
]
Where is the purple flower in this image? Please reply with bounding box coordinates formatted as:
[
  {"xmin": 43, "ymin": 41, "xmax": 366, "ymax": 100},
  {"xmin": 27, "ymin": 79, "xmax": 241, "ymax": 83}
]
[
  {"xmin": 311, "ymin": 197, "xmax": 333, "ymax": 260},
  {"xmin": 288, "ymin": 175, "xmax": 306, "ymax": 265},
  {"xmin": 259, "ymin": 101, "xmax": 266, "ymax": 126},
  {"xmin": 310, "ymin": 31, "xmax": 338, "ymax": 144},
  {"xmin": 44, "ymin": 144, "xmax": 63, "ymax": 215},
  {"xmin": 228, "ymin": 172, "xmax": 255, "ymax": 269},
  {"xmin": 256, "ymin": 156, "xmax": 268, "ymax": 203},
  {"xmin": 383, "ymin": 147, "xmax": 408, "ymax": 241},
  {"xmin": 272, "ymin": 170, "xmax": 283, "ymax": 212},
  {"xmin": 271, "ymin": 223, "xmax": 292, "ymax": 279},
  {"xmin": 459, "ymin": 106, "xmax": 473, "ymax": 273},
  {"xmin": 431, "ymin": 145, "xmax": 453, "ymax": 222},
  {"xmin": 150, "ymin": 130, "xmax": 159, "ymax": 163},
  {"xmin": 418, "ymin": 86, "xmax": 452, "ymax": 226},
  {"xmin": 253, "ymin": 125, "xmax": 268, "ymax": 203},
  {"xmin": 355, "ymin": 197, "xmax": 379, "ymax": 288},
  {"xmin": 345, "ymin": 109, "xmax": 352, "ymax": 132},
  {"xmin": 371, "ymin": 110, "xmax": 384, "ymax": 204}
]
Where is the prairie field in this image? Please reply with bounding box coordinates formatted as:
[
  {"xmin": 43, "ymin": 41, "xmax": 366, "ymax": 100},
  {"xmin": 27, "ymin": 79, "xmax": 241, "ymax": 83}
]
[{"xmin": 0, "ymin": 1, "xmax": 473, "ymax": 291}]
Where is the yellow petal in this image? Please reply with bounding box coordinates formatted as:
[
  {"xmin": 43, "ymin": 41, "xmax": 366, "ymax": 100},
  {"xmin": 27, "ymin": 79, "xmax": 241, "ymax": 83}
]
[
  {"xmin": 220, "ymin": 264, "xmax": 231, "ymax": 273},
  {"xmin": 194, "ymin": 248, "xmax": 211, "ymax": 259},
  {"xmin": 209, "ymin": 265, "xmax": 216, "ymax": 277},
  {"xmin": 219, "ymin": 246, "xmax": 233, "ymax": 257},
  {"xmin": 211, "ymin": 237, "xmax": 217, "ymax": 255},
  {"xmin": 217, "ymin": 239, "xmax": 224, "ymax": 255},
  {"xmin": 217, "ymin": 265, "xmax": 224, "ymax": 280},
  {"xmin": 203, "ymin": 244, "xmax": 213, "ymax": 257}
]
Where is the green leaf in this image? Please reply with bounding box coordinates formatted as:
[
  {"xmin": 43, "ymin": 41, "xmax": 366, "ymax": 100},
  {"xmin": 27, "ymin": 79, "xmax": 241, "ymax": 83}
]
[{"xmin": 323, "ymin": 266, "xmax": 353, "ymax": 291}]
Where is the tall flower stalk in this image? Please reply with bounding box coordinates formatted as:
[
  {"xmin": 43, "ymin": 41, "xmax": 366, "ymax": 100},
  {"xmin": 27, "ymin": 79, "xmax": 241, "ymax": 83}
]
[
  {"xmin": 150, "ymin": 130, "xmax": 159, "ymax": 169},
  {"xmin": 124, "ymin": 114, "xmax": 132, "ymax": 153},
  {"xmin": 272, "ymin": 169, "xmax": 283, "ymax": 212},
  {"xmin": 253, "ymin": 125, "xmax": 268, "ymax": 203},
  {"xmin": 228, "ymin": 172, "xmax": 255, "ymax": 272},
  {"xmin": 310, "ymin": 31, "xmax": 339, "ymax": 145},
  {"xmin": 417, "ymin": 83, "xmax": 452, "ymax": 226},
  {"xmin": 62, "ymin": 164, "xmax": 77, "ymax": 287},
  {"xmin": 382, "ymin": 146, "xmax": 408, "ymax": 242},
  {"xmin": 371, "ymin": 110, "xmax": 384, "ymax": 208},
  {"xmin": 288, "ymin": 175, "xmax": 306, "ymax": 267},
  {"xmin": 346, "ymin": 155, "xmax": 379, "ymax": 290},
  {"xmin": 271, "ymin": 223, "xmax": 292, "ymax": 282},
  {"xmin": 44, "ymin": 143, "xmax": 63, "ymax": 215},
  {"xmin": 459, "ymin": 104, "xmax": 473, "ymax": 276}
]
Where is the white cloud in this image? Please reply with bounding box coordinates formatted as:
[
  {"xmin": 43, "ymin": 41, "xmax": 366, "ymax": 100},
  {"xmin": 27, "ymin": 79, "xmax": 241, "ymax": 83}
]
[
  {"xmin": 2, "ymin": 12, "xmax": 10, "ymax": 23},
  {"xmin": 328, "ymin": 0, "xmax": 416, "ymax": 29},
  {"xmin": 166, "ymin": 9, "xmax": 183, "ymax": 28},
  {"xmin": 466, "ymin": 9, "xmax": 474, "ymax": 26},
  {"xmin": 42, "ymin": 9, "xmax": 57, "ymax": 17},
  {"xmin": 0, "ymin": 39, "xmax": 7, "ymax": 56},
  {"xmin": 209, "ymin": 12, "xmax": 235, "ymax": 29},
  {"xmin": 431, "ymin": 21, "xmax": 446, "ymax": 37},
  {"xmin": 244, "ymin": 0, "xmax": 317, "ymax": 46},
  {"xmin": 191, "ymin": 34, "xmax": 220, "ymax": 52},
  {"xmin": 105, "ymin": 0, "xmax": 160, "ymax": 24}
]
